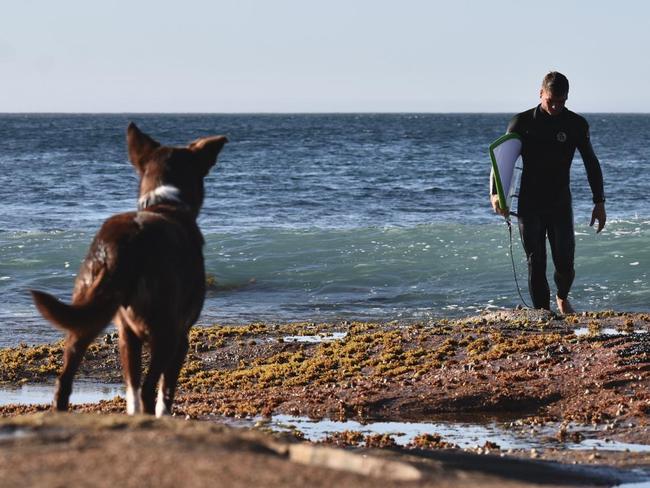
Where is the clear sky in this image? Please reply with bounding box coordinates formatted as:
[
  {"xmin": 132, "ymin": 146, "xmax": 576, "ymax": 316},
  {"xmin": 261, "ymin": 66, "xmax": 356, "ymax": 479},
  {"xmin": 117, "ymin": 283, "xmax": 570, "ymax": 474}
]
[{"xmin": 2, "ymin": 0, "xmax": 649, "ymax": 113}]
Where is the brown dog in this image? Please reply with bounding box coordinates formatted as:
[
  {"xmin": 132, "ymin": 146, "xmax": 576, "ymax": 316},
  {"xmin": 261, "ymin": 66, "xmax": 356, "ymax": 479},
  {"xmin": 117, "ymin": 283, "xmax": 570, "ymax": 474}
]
[{"xmin": 31, "ymin": 123, "xmax": 227, "ymax": 416}]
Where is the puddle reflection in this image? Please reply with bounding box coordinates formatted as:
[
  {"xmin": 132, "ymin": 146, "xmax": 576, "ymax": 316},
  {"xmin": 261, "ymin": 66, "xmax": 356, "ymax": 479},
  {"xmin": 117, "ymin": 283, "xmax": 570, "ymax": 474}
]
[
  {"xmin": 219, "ymin": 414, "xmax": 650, "ymax": 453},
  {"xmin": 0, "ymin": 382, "xmax": 123, "ymax": 406}
]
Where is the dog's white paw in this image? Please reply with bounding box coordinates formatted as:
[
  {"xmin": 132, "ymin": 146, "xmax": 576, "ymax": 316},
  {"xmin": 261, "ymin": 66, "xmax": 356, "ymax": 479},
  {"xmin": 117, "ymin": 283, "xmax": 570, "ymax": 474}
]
[
  {"xmin": 155, "ymin": 388, "xmax": 170, "ymax": 418},
  {"xmin": 126, "ymin": 386, "xmax": 142, "ymax": 415}
]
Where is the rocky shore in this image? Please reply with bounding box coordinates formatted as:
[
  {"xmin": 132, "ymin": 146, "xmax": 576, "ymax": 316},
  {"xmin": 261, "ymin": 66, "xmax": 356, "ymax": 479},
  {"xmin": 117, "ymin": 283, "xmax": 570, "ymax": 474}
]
[{"xmin": 1, "ymin": 309, "xmax": 648, "ymax": 486}]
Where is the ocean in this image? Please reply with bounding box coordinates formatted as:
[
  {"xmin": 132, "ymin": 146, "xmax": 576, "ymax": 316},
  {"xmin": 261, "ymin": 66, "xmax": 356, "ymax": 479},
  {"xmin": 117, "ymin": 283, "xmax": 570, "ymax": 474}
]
[{"xmin": 0, "ymin": 113, "xmax": 648, "ymax": 347}]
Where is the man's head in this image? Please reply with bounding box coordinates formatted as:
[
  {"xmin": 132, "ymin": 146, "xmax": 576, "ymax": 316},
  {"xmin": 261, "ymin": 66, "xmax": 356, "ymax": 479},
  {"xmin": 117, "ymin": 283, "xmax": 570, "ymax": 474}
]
[{"xmin": 539, "ymin": 71, "xmax": 569, "ymax": 116}]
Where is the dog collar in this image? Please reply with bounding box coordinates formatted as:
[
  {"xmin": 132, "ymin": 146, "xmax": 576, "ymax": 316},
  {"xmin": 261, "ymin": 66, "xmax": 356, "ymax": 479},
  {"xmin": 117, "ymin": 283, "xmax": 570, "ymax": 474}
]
[{"xmin": 138, "ymin": 185, "xmax": 188, "ymax": 211}]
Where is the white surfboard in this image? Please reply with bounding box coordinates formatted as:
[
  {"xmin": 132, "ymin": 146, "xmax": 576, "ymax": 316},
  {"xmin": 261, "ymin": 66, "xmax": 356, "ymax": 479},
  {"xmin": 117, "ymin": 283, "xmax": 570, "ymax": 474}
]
[{"xmin": 489, "ymin": 133, "xmax": 522, "ymax": 211}]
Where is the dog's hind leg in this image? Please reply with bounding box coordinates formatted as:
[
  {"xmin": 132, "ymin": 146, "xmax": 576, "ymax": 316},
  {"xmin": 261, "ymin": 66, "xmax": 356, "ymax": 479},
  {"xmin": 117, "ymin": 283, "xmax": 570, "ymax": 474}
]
[
  {"xmin": 141, "ymin": 336, "xmax": 175, "ymax": 415},
  {"xmin": 117, "ymin": 322, "xmax": 143, "ymax": 415},
  {"xmin": 156, "ymin": 334, "xmax": 190, "ymax": 417},
  {"xmin": 54, "ymin": 332, "xmax": 98, "ymax": 411}
]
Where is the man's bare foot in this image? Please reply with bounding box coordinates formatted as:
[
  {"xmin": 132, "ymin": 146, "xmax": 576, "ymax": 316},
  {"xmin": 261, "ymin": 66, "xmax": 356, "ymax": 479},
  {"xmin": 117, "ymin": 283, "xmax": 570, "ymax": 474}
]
[{"xmin": 556, "ymin": 296, "xmax": 575, "ymax": 315}]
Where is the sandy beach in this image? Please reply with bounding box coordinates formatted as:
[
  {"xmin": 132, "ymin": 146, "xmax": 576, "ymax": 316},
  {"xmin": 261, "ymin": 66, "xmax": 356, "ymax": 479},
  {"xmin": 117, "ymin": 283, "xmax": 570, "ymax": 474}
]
[{"xmin": 0, "ymin": 309, "xmax": 648, "ymax": 486}]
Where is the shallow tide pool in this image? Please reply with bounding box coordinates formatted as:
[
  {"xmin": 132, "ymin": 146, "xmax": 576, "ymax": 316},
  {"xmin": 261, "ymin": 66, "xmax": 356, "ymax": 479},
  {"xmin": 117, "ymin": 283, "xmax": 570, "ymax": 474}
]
[
  {"xmin": 2, "ymin": 383, "xmax": 649, "ymax": 456},
  {"xmin": 0, "ymin": 381, "xmax": 124, "ymax": 406},
  {"xmin": 220, "ymin": 414, "xmax": 650, "ymax": 453}
]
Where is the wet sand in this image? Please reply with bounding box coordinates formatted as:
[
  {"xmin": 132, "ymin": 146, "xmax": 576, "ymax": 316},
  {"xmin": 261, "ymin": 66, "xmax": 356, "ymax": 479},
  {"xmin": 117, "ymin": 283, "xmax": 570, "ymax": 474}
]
[{"xmin": 1, "ymin": 309, "xmax": 649, "ymax": 486}]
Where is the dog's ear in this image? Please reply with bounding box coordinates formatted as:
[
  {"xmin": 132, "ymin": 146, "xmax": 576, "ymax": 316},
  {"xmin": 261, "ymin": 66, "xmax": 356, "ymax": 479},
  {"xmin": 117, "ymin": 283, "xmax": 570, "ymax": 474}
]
[
  {"xmin": 127, "ymin": 123, "xmax": 160, "ymax": 173},
  {"xmin": 189, "ymin": 136, "xmax": 228, "ymax": 175}
]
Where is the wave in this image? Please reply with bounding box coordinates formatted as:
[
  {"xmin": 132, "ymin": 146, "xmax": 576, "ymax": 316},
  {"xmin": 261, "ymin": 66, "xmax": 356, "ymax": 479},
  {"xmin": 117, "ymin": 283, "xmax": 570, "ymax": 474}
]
[{"xmin": 1, "ymin": 220, "xmax": 648, "ymax": 347}]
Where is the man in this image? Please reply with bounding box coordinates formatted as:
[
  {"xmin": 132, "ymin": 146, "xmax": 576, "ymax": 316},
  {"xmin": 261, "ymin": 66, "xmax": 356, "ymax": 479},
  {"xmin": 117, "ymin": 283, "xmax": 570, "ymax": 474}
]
[{"xmin": 491, "ymin": 71, "xmax": 606, "ymax": 314}]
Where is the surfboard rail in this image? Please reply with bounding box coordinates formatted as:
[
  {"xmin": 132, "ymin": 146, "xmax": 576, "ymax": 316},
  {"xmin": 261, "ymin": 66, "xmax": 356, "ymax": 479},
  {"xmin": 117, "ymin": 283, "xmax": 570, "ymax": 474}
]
[{"xmin": 489, "ymin": 132, "xmax": 522, "ymax": 212}]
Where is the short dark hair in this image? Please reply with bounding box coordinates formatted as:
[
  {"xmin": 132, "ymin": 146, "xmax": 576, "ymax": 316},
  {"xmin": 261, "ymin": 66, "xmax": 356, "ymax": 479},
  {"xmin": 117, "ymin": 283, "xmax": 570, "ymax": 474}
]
[{"xmin": 541, "ymin": 71, "xmax": 569, "ymax": 96}]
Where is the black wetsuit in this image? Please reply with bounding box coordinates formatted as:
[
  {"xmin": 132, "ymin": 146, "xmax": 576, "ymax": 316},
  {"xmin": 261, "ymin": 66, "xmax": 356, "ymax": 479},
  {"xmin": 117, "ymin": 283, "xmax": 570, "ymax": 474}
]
[{"xmin": 506, "ymin": 105, "xmax": 605, "ymax": 309}]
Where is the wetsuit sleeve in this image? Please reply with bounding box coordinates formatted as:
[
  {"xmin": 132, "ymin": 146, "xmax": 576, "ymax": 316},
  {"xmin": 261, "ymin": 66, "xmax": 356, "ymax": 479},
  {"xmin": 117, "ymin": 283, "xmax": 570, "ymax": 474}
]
[{"xmin": 577, "ymin": 121, "xmax": 606, "ymax": 203}]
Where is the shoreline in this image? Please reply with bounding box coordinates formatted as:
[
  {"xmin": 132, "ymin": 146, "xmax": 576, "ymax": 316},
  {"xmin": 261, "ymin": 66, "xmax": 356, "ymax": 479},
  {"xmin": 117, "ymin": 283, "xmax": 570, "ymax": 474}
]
[{"xmin": 2, "ymin": 309, "xmax": 648, "ymax": 421}]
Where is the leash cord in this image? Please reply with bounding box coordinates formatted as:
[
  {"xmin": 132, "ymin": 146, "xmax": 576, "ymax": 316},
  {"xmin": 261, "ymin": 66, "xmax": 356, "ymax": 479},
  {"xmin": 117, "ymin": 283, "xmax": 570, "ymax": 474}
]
[{"xmin": 506, "ymin": 217, "xmax": 531, "ymax": 308}]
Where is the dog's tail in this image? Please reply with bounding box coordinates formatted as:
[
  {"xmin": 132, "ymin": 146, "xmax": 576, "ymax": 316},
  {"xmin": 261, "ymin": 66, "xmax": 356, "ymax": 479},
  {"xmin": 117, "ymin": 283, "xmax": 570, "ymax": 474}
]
[{"xmin": 31, "ymin": 271, "xmax": 121, "ymax": 335}]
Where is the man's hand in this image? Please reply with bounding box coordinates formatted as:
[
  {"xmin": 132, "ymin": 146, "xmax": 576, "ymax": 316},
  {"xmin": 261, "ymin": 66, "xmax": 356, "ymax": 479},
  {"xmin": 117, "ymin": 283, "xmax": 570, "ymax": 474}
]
[
  {"xmin": 590, "ymin": 202, "xmax": 606, "ymax": 233},
  {"xmin": 490, "ymin": 194, "xmax": 509, "ymax": 217}
]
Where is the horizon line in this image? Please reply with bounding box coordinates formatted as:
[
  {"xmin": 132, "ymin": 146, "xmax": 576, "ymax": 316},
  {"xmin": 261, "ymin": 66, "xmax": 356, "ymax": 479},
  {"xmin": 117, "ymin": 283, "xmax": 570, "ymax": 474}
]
[{"xmin": 2, "ymin": 111, "xmax": 650, "ymax": 115}]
